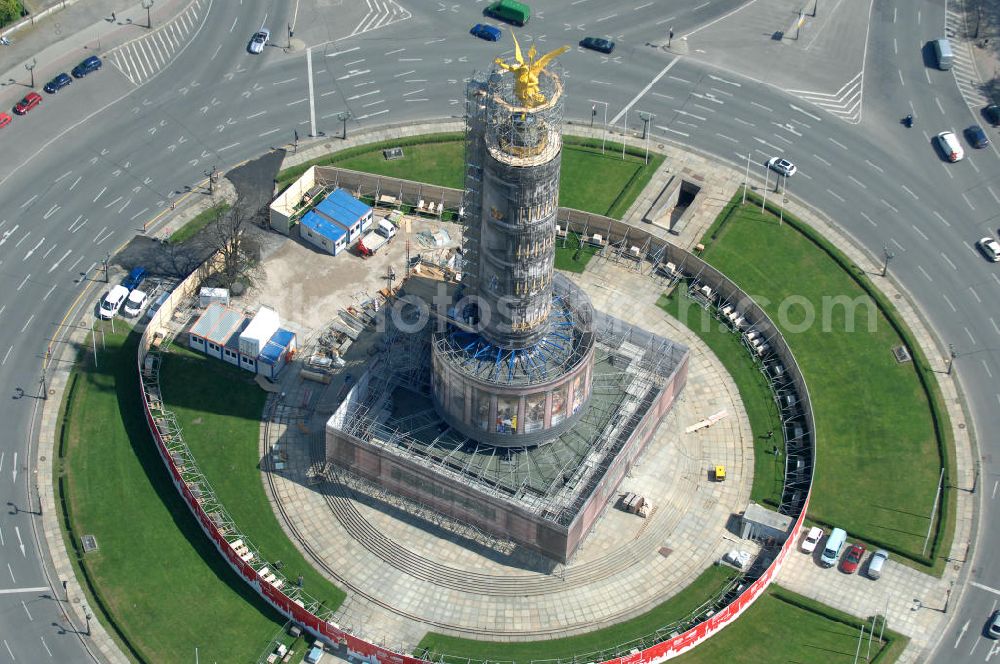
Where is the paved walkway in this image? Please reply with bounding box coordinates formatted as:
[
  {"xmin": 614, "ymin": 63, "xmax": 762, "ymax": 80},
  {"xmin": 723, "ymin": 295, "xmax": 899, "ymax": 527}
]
[{"xmin": 261, "ymin": 257, "xmax": 755, "ymax": 650}]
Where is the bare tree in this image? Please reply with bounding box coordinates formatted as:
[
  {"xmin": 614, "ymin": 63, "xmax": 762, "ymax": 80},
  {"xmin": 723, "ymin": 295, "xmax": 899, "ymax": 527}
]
[{"xmin": 206, "ymin": 197, "xmax": 264, "ymax": 293}]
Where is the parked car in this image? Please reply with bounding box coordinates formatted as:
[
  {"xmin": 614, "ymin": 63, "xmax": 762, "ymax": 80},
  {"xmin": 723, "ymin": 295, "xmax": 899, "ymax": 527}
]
[
  {"xmin": 580, "ymin": 37, "xmax": 615, "ymax": 54},
  {"xmin": 72, "ymin": 55, "xmax": 102, "ymax": 78},
  {"xmin": 801, "ymin": 526, "xmax": 824, "ymax": 554},
  {"xmin": 965, "ymin": 124, "xmax": 990, "ymax": 149},
  {"xmin": 0, "ymin": 112, "xmax": 10, "ymax": 128},
  {"xmin": 977, "ymin": 237, "xmax": 1000, "ymax": 262},
  {"xmin": 43, "ymin": 72, "xmax": 72, "ymax": 94},
  {"xmin": 13, "ymin": 92, "xmax": 42, "ymax": 115},
  {"xmin": 988, "ymin": 610, "xmax": 1000, "ymax": 639},
  {"xmin": 470, "ymin": 23, "xmax": 502, "ymax": 41},
  {"xmin": 248, "ymin": 29, "xmax": 269, "ymax": 54},
  {"xmin": 767, "ymin": 156, "xmax": 797, "ymax": 177},
  {"xmin": 840, "ymin": 543, "xmax": 866, "ymax": 574},
  {"xmin": 123, "ymin": 289, "xmax": 148, "ymax": 317},
  {"xmin": 819, "ymin": 527, "xmax": 847, "ymax": 567},
  {"xmin": 99, "ymin": 285, "xmax": 130, "ymax": 320},
  {"xmin": 867, "ymin": 549, "xmax": 889, "ymax": 579},
  {"xmin": 984, "ymin": 104, "xmax": 1000, "ymax": 127},
  {"xmin": 123, "ymin": 266, "xmax": 147, "ymax": 291},
  {"xmin": 936, "ymin": 131, "xmax": 964, "ymax": 162}
]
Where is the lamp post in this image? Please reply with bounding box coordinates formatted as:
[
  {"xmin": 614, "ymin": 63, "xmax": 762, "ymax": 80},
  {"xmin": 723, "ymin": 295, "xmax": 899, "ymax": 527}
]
[
  {"xmin": 881, "ymin": 244, "xmax": 894, "ymax": 277},
  {"xmin": 25, "ymin": 58, "xmax": 36, "ymax": 88},
  {"xmin": 141, "ymin": 0, "xmax": 154, "ymax": 29},
  {"xmin": 337, "ymin": 110, "xmax": 352, "ymax": 140},
  {"xmin": 947, "ymin": 344, "xmax": 957, "ymax": 375},
  {"xmin": 637, "ymin": 111, "xmax": 654, "ymax": 164}
]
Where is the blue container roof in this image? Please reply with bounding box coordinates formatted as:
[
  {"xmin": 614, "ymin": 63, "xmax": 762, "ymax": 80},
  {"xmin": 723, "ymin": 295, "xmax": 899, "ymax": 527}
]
[
  {"xmin": 259, "ymin": 328, "xmax": 295, "ymax": 365},
  {"xmin": 269, "ymin": 327, "xmax": 296, "ymax": 347},
  {"xmin": 316, "ymin": 188, "xmax": 371, "ymax": 227},
  {"xmin": 300, "ymin": 210, "xmax": 347, "ymax": 242}
]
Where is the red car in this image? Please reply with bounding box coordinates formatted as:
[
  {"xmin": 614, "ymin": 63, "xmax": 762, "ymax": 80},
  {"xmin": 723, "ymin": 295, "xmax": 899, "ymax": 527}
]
[
  {"xmin": 0, "ymin": 112, "xmax": 10, "ymax": 128},
  {"xmin": 13, "ymin": 92, "xmax": 41, "ymax": 115},
  {"xmin": 840, "ymin": 543, "xmax": 866, "ymax": 574}
]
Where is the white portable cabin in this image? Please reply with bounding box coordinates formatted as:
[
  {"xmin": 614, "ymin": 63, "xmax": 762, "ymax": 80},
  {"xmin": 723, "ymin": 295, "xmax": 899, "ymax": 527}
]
[{"xmin": 239, "ymin": 306, "xmax": 280, "ymax": 371}]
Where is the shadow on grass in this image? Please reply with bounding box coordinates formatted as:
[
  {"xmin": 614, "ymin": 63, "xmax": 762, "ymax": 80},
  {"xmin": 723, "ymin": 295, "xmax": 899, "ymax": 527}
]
[{"xmin": 107, "ymin": 331, "xmax": 283, "ymax": 624}]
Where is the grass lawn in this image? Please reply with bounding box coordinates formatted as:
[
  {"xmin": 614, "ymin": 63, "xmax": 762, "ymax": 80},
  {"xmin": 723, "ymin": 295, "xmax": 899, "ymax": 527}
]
[
  {"xmin": 57, "ymin": 328, "xmax": 284, "ymax": 663},
  {"xmin": 159, "ymin": 348, "xmax": 347, "ymax": 611},
  {"xmin": 554, "ymin": 231, "xmax": 601, "ymax": 273},
  {"xmin": 673, "ymin": 586, "xmax": 906, "ymax": 663},
  {"xmin": 170, "ymin": 202, "xmax": 230, "ymax": 244},
  {"xmin": 280, "ymin": 135, "xmax": 663, "ymax": 220},
  {"xmin": 415, "ymin": 565, "xmax": 737, "ymax": 662},
  {"xmin": 658, "ymin": 289, "xmax": 784, "ymax": 506},
  {"xmin": 701, "ymin": 203, "xmax": 940, "ymax": 560}
]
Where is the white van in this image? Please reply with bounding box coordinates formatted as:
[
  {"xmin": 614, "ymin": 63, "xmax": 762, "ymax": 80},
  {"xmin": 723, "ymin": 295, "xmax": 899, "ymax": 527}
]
[
  {"xmin": 99, "ymin": 285, "xmax": 130, "ymax": 319},
  {"xmin": 936, "ymin": 131, "xmax": 964, "ymax": 162},
  {"xmin": 933, "ymin": 38, "xmax": 953, "ymax": 70},
  {"xmin": 376, "ymin": 217, "xmax": 397, "ymax": 239},
  {"xmin": 820, "ymin": 527, "xmax": 847, "ymax": 567},
  {"xmin": 123, "ymin": 289, "xmax": 148, "ymax": 317}
]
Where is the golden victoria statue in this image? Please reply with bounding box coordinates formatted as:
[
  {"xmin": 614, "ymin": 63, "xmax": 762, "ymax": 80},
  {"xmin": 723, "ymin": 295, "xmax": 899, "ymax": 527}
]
[{"xmin": 494, "ymin": 32, "xmax": 569, "ymax": 108}]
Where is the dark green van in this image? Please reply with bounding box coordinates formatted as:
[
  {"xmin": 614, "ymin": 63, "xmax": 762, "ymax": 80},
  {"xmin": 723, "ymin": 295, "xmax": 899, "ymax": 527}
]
[{"xmin": 485, "ymin": 0, "xmax": 530, "ymax": 26}]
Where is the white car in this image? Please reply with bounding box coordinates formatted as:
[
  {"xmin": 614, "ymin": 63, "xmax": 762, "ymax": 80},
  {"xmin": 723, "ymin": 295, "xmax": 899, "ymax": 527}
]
[
  {"xmin": 767, "ymin": 157, "xmax": 797, "ymax": 177},
  {"xmin": 936, "ymin": 131, "xmax": 965, "ymax": 162},
  {"xmin": 248, "ymin": 29, "xmax": 269, "ymax": 54},
  {"xmin": 801, "ymin": 526, "xmax": 824, "ymax": 553},
  {"xmin": 977, "ymin": 237, "xmax": 1000, "ymax": 262}
]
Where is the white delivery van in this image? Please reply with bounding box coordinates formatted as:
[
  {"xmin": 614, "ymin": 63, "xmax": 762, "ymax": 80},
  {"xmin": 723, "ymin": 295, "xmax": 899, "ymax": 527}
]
[
  {"xmin": 123, "ymin": 289, "xmax": 148, "ymax": 317},
  {"xmin": 99, "ymin": 285, "xmax": 130, "ymax": 319},
  {"xmin": 377, "ymin": 217, "xmax": 397, "ymax": 239},
  {"xmin": 819, "ymin": 527, "xmax": 847, "ymax": 567}
]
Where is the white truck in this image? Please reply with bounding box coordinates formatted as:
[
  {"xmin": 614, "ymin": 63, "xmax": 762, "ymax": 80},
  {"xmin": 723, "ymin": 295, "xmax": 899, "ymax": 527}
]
[{"xmin": 357, "ymin": 218, "xmax": 397, "ymax": 257}]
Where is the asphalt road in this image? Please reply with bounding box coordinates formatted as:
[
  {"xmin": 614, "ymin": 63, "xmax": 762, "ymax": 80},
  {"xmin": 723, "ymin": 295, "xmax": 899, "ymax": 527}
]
[{"xmin": 0, "ymin": 0, "xmax": 996, "ymax": 661}]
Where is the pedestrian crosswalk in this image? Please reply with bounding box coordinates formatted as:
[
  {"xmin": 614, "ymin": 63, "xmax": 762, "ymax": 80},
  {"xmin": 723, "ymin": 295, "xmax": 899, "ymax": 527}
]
[
  {"xmin": 944, "ymin": 7, "xmax": 990, "ymax": 109},
  {"xmin": 109, "ymin": 0, "xmax": 207, "ymax": 87}
]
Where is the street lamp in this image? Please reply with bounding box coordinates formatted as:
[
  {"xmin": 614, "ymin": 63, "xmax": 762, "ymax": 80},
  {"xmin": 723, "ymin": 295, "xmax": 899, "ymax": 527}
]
[
  {"xmin": 881, "ymin": 244, "xmax": 894, "ymax": 277},
  {"xmin": 141, "ymin": 0, "xmax": 154, "ymax": 29},
  {"xmin": 947, "ymin": 344, "xmax": 957, "ymax": 375},
  {"xmin": 637, "ymin": 111, "xmax": 654, "ymax": 164},
  {"xmin": 337, "ymin": 110, "xmax": 352, "ymax": 140},
  {"xmin": 25, "ymin": 58, "xmax": 36, "ymax": 88}
]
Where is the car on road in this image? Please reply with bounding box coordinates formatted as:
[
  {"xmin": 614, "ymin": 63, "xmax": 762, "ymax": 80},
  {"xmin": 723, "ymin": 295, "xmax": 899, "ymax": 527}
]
[
  {"xmin": 867, "ymin": 549, "xmax": 889, "ymax": 579},
  {"xmin": 248, "ymin": 29, "xmax": 269, "ymax": 54},
  {"xmin": 580, "ymin": 37, "xmax": 615, "ymax": 54},
  {"xmin": 977, "ymin": 237, "xmax": 1000, "ymax": 262},
  {"xmin": 987, "ymin": 611, "xmax": 1000, "ymax": 639},
  {"xmin": 840, "ymin": 543, "xmax": 866, "ymax": 574},
  {"xmin": 0, "ymin": 112, "xmax": 10, "ymax": 128},
  {"xmin": 801, "ymin": 526, "xmax": 824, "ymax": 554},
  {"xmin": 13, "ymin": 92, "xmax": 41, "ymax": 115},
  {"xmin": 936, "ymin": 131, "xmax": 964, "ymax": 162},
  {"xmin": 43, "ymin": 72, "xmax": 72, "ymax": 94},
  {"xmin": 965, "ymin": 124, "xmax": 990, "ymax": 149},
  {"xmin": 767, "ymin": 156, "xmax": 797, "ymax": 177},
  {"xmin": 470, "ymin": 23, "xmax": 501, "ymax": 41},
  {"xmin": 984, "ymin": 104, "xmax": 1000, "ymax": 127},
  {"xmin": 72, "ymin": 55, "xmax": 102, "ymax": 78}
]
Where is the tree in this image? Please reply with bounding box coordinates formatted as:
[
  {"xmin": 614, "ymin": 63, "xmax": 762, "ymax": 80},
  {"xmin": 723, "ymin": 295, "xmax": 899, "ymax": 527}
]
[
  {"xmin": 206, "ymin": 197, "xmax": 264, "ymax": 293},
  {"xmin": 0, "ymin": 0, "xmax": 23, "ymax": 26}
]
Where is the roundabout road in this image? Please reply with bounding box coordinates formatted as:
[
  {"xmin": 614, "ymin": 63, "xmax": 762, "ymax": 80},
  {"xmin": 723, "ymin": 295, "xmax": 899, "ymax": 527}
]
[{"xmin": 0, "ymin": 0, "xmax": 995, "ymax": 661}]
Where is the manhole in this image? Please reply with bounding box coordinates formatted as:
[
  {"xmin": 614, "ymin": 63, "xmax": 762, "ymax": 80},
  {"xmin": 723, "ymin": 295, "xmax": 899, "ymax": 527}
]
[
  {"xmin": 658, "ymin": 546, "xmax": 673, "ymax": 558},
  {"xmin": 959, "ymin": 423, "xmax": 966, "ymax": 429},
  {"xmin": 892, "ymin": 345, "xmax": 912, "ymax": 363},
  {"xmin": 81, "ymin": 534, "xmax": 99, "ymax": 553},
  {"xmin": 39, "ymin": 456, "xmax": 45, "ymax": 462}
]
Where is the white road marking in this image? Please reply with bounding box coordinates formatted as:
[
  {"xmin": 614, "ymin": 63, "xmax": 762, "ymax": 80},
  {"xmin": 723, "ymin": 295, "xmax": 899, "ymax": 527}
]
[
  {"xmin": 847, "ymin": 175, "xmax": 867, "ymax": 189},
  {"xmin": 970, "ymin": 286, "xmax": 982, "ymax": 303},
  {"xmin": 6, "ymin": 563, "xmax": 14, "ymax": 583},
  {"xmin": 962, "ymin": 192, "xmax": 975, "ymax": 210},
  {"xmin": 917, "ymin": 265, "xmax": 932, "ymax": 282},
  {"xmin": 1, "ymin": 346, "xmax": 11, "ymax": 366},
  {"xmin": 218, "ymin": 142, "xmax": 240, "ymax": 152},
  {"xmin": 20, "ymin": 600, "xmax": 31, "ymax": 621},
  {"xmin": 258, "ymin": 127, "xmax": 281, "ymax": 137},
  {"xmin": 245, "ymin": 111, "xmax": 266, "ymax": 119},
  {"xmin": 272, "ymin": 77, "xmax": 298, "ymax": 85},
  {"xmin": 983, "ymin": 360, "xmax": 993, "ymax": 378},
  {"xmin": 54, "ymin": 171, "xmax": 72, "ymax": 183},
  {"xmin": 104, "ymin": 195, "xmax": 122, "ymax": 209},
  {"xmin": 880, "ymin": 198, "xmax": 899, "ymax": 214},
  {"xmin": 715, "ymin": 133, "xmax": 737, "ymax": 142},
  {"xmin": 751, "ymin": 101, "xmax": 773, "ymax": 112},
  {"xmin": 789, "ymin": 104, "xmax": 822, "ymax": 121},
  {"xmin": 943, "ymin": 293, "xmax": 957, "ymax": 312},
  {"xmin": 932, "ymin": 211, "xmax": 951, "ymax": 227},
  {"xmin": 911, "ymin": 225, "xmax": 928, "ymax": 240},
  {"xmin": 93, "ymin": 186, "xmax": 107, "ymax": 203},
  {"xmin": 610, "ymin": 57, "xmax": 679, "ymax": 125},
  {"xmin": 859, "ymin": 211, "xmax": 876, "ymax": 227},
  {"xmin": 827, "ymin": 137, "xmax": 848, "ymax": 150},
  {"xmin": 69, "ymin": 176, "xmax": 82, "ymax": 191},
  {"xmin": 19, "ymin": 315, "xmax": 32, "ymax": 334},
  {"xmin": 966, "ymin": 327, "xmax": 977, "ymax": 345},
  {"xmin": 940, "ymin": 253, "xmax": 957, "ymax": 270},
  {"xmin": 19, "ymin": 194, "xmax": 37, "ymax": 209},
  {"xmin": 327, "ymin": 46, "xmax": 360, "ymax": 58},
  {"xmin": 826, "ymin": 189, "xmax": 846, "ymax": 202},
  {"xmin": 129, "ymin": 207, "xmax": 150, "ymax": 221},
  {"xmin": 49, "ymin": 250, "xmax": 71, "ymax": 273},
  {"xmin": 16, "ymin": 274, "xmax": 29, "ymax": 291},
  {"xmin": 991, "ymin": 317, "xmax": 1000, "ymax": 336},
  {"xmin": 900, "ymin": 184, "xmax": 918, "ymax": 200},
  {"xmin": 865, "ymin": 159, "xmax": 884, "ymax": 173},
  {"xmin": 654, "ymin": 124, "xmax": 688, "ymax": 137},
  {"xmin": 40, "ymin": 637, "xmax": 52, "ymax": 657},
  {"xmin": 285, "ymin": 97, "xmax": 307, "ymax": 106}
]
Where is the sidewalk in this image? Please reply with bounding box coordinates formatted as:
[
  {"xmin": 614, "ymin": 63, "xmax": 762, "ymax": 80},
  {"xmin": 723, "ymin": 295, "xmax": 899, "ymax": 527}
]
[{"xmin": 0, "ymin": 0, "xmax": 191, "ymax": 100}]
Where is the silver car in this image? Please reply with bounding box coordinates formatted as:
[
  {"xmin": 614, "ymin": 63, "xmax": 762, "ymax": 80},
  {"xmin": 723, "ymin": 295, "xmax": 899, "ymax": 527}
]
[
  {"xmin": 249, "ymin": 29, "xmax": 270, "ymax": 54},
  {"xmin": 867, "ymin": 549, "xmax": 889, "ymax": 579},
  {"xmin": 767, "ymin": 157, "xmax": 797, "ymax": 177},
  {"xmin": 987, "ymin": 610, "xmax": 1000, "ymax": 639}
]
